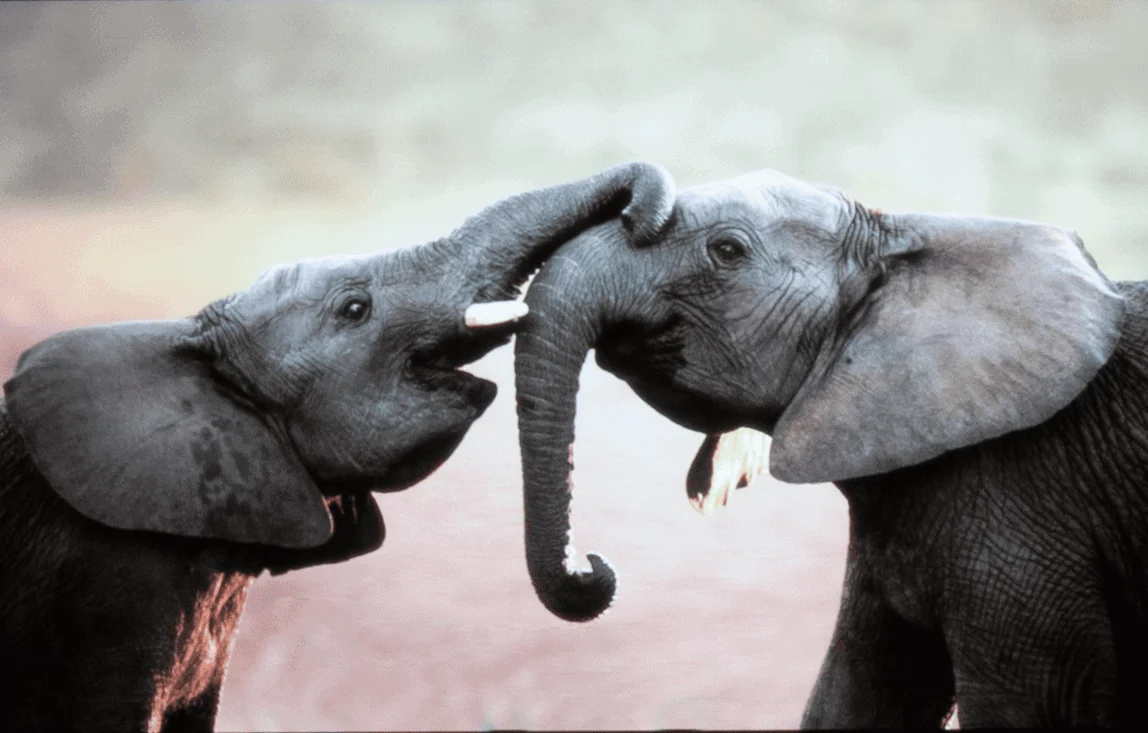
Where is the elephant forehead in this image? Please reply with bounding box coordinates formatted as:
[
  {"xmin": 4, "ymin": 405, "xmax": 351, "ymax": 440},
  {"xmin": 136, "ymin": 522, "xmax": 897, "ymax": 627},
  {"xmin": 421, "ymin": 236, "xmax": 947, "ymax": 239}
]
[
  {"xmin": 681, "ymin": 170, "xmax": 847, "ymax": 232},
  {"xmin": 245, "ymin": 256, "xmax": 373, "ymax": 301}
]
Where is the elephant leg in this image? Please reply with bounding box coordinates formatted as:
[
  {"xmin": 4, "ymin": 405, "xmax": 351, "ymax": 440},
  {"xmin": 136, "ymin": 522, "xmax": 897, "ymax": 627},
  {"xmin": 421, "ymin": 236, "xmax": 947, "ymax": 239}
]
[
  {"xmin": 55, "ymin": 649, "xmax": 170, "ymax": 733},
  {"xmin": 945, "ymin": 589, "xmax": 1118, "ymax": 727},
  {"xmin": 801, "ymin": 549, "xmax": 955, "ymax": 728},
  {"xmin": 941, "ymin": 529, "xmax": 1120, "ymax": 728}
]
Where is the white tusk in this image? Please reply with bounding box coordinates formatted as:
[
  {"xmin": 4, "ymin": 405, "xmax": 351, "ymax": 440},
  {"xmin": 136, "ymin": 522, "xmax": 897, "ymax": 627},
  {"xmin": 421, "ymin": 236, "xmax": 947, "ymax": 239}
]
[{"xmin": 464, "ymin": 300, "xmax": 529, "ymax": 329}]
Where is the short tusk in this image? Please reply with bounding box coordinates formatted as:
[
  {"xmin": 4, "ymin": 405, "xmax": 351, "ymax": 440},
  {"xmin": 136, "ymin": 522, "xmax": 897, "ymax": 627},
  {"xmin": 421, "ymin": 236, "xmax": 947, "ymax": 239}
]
[{"xmin": 464, "ymin": 300, "xmax": 529, "ymax": 329}]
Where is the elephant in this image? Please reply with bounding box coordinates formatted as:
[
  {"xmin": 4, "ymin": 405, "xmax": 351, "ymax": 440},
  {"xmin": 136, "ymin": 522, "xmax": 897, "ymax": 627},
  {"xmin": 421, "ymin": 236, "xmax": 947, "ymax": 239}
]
[
  {"xmin": 511, "ymin": 168, "xmax": 1148, "ymax": 727},
  {"xmin": 0, "ymin": 161, "xmax": 675, "ymax": 733}
]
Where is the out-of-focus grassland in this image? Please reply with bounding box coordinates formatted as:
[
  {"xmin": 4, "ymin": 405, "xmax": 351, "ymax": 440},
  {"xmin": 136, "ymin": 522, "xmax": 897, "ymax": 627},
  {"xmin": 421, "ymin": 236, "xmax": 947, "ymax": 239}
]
[{"xmin": 2, "ymin": 2, "xmax": 1146, "ymax": 729}]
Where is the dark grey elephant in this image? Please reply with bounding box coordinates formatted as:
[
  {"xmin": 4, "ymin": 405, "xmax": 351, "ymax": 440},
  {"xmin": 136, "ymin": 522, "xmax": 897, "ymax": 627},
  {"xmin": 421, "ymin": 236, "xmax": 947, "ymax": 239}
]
[
  {"xmin": 0, "ymin": 162, "xmax": 675, "ymax": 733},
  {"xmin": 512, "ymin": 169, "xmax": 1147, "ymax": 727}
]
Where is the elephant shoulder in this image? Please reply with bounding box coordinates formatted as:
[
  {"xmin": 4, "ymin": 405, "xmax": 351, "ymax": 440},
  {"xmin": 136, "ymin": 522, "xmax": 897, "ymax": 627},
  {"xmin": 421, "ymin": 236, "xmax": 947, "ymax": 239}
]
[
  {"xmin": 0, "ymin": 397, "xmax": 33, "ymax": 484},
  {"xmin": 1116, "ymin": 280, "xmax": 1148, "ymax": 301},
  {"xmin": 1093, "ymin": 281, "xmax": 1148, "ymax": 381},
  {"xmin": 0, "ymin": 397, "xmax": 87, "ymax": 572},
  {"xmin": 0, "ymin": 396, "xmax": 58, "ymax": 522},
  {"xmin": 0, "ymin": 397, "xmax": 145, "ymax": 599},
  {"xmin": 1116, "ymin": 281, "xmax": 1148, "ymax": 344}
]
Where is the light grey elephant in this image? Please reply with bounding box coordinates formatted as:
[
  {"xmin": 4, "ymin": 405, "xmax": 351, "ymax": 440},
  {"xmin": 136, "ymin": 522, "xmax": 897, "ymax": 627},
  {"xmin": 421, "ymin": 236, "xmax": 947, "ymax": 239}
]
[
  {"xmin": 511, "ymin": 169, "xmax": 1146, "ymax": 727},
  {"xmin": 0, "ymin": 162, "xmax": 675, "ymax": 733}
]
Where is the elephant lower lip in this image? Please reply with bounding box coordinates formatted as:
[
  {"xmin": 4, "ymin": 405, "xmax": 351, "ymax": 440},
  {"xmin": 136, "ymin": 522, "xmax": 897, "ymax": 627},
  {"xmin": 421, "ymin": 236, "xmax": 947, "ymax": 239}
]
[
  {"xmin": 469, "ymin": 374, "xmax": 498, "ymax": 409},
  {"xmin": 326, "ymin": 490, "xmax": 384, "ymax": 543},
  {"xmin": 265, "ymin": 490, "xmax": 384, "ymax": 575},
  {"xmin": 325, "ymin": 491, "xmax": 359, "ymax": 512},
  {"xmin": 418, "ymin": 366, "xmax": 498, "ymax": 410},
  {"xmin": 373, "ymin": 429, "xmax": 470, "ymax": 492},
  {"xmin": 327, "ymin": 489, "xmax": 372, "ymax": 515}
]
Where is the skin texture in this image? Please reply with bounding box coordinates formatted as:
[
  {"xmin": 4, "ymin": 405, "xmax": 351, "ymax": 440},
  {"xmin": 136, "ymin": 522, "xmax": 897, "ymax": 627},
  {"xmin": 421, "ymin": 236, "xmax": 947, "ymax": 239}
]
[
  {"xmin": 513, "ymin": 169, "xmax": 1143, "ymax": 726},
  {"xmin": 0, "ymin": 162, "xmax": 675, "ymax": 733}
]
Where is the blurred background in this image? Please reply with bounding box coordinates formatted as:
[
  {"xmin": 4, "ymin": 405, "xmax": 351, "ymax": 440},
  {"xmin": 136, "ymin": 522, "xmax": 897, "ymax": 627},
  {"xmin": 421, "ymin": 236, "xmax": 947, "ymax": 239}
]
[{"xmin": 2, "ymin": 1, "xmax": 1147, "ymax": 729}]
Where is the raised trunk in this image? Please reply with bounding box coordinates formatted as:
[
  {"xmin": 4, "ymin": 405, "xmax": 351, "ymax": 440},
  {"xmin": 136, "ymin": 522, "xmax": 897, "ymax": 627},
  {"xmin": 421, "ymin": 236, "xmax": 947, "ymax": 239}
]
[
  {"xmin": 434, "ymin": 162, "xmax": 674, "ymax": 303},
  {"xmin": 514, "ymin": 222, "xmax": 639, "ymax": 621}
]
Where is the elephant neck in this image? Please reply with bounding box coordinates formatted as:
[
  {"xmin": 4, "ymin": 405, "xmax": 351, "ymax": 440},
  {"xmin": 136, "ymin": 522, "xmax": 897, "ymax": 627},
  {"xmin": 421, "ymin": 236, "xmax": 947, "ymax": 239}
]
[{"xmin": 838, "ymin": 198, "xmax": 890, "ymax": 270}]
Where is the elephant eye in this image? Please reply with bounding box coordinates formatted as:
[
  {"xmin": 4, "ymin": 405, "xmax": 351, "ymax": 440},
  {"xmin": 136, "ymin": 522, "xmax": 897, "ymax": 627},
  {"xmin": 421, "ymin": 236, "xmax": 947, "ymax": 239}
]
[
  {"xmin": 708, "ymin": 237, "xmax": 749, "ymax": 265},
  {"xmin": 337, "ymin": 296, "xmax": 371, "ymax": 322}
]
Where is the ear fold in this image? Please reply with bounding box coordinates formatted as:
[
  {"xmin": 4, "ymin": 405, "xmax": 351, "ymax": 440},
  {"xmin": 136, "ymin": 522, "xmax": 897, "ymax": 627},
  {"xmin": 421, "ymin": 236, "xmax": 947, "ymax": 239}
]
[
  {"xmin": 771, "ymin": 214, "xmax": 1126, "ymax": 484},
  {"xmin": 3, "ymin": 320, "xmax": 333, "ymax": 548}
]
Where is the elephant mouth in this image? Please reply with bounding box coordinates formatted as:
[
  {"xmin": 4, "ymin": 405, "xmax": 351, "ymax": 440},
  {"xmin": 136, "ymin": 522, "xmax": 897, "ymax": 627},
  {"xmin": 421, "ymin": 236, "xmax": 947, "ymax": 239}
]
[
  {"xmin": 410, "ymin": 330, "xmax": 509, "ymax": 409},
  {"xmin": 416, "ymin": 366, "xmax": 498, "ymax": 409},
  {"xmin": 266, "ymin": 490, "xmax": 385, "ymax": 575},
  {"xmin": 326, "ymin": 490, "xmax": 382, "ymax": 537},
  {"xmin": 369, "ymin": 329, "xmax": 507, "ymax": 494}
]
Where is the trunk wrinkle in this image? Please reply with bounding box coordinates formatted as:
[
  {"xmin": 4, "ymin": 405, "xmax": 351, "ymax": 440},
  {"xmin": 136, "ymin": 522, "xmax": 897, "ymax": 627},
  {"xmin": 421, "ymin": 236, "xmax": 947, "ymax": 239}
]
[{"xmin": 515, "ymin": 223, "xmax": 645, "ymax": 622}]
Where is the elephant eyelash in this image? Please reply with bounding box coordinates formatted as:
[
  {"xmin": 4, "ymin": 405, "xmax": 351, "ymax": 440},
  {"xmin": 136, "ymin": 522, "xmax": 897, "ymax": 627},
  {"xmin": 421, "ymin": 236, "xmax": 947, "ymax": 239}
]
[
  {"xmin": 337, "ymin": 297, "xmax": 372, "ymax": 322},
  {"xmin": 707, "ymin": 237, "xmax": 750, "ymax": 266},
  {"xmin": 327, "ymin": 286, "xmax": 374, "ymax": 326}
]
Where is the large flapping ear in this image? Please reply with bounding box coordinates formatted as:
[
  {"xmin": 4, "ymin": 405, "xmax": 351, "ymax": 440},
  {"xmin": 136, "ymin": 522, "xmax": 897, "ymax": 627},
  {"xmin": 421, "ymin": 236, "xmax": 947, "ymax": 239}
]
[
  {"xmin": 686, "ymin": 428, "xmax": 770, "ymax": 515},
  {"xmin": 771, "ymin": 214, "xmax": 1126, "ymax": 484},
  {"xmin": 3, "ymin": 320, "xmax": 333, "ymax": 548}
]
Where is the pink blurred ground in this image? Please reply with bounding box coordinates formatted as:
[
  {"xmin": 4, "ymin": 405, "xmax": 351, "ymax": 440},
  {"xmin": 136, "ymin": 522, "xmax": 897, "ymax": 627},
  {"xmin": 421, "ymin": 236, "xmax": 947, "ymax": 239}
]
[{"xmin": 1, "ymin": 205, "xmax": 851, "ymax": 730}]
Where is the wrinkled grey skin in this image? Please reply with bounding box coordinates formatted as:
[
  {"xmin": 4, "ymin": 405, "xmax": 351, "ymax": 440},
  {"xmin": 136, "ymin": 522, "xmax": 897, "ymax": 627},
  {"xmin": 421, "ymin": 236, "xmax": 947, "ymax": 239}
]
[
  {"xmin": 0, "ymin": 162, "xmax": 675, "ymax": 733},
  {"xmin": 514, "ymin": 169, "xmax": 1148, "ymax": 727}
]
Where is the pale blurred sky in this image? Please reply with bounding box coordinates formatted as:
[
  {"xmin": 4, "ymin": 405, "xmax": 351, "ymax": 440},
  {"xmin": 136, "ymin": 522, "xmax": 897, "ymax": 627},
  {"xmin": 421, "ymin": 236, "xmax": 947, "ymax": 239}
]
[{"xmin": 1, "ymin": 2, "xmax": 1146, "ymax": 729}]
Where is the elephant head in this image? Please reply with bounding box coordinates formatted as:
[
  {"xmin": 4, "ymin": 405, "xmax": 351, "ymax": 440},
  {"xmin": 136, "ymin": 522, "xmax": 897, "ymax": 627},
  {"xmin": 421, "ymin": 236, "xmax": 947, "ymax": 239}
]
[
  {"xmin": 2, "ymin": 162, "xmax": 675, "ymax": 570},
  {"xmin": 514, "ymin": 168, "xmax": 1126, "ymax": 621}
]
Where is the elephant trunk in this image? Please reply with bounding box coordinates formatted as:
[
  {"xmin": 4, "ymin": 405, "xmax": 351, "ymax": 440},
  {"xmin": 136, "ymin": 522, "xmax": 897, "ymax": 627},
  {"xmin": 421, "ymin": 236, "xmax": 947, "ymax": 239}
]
[
  {"xmin": 434, "ymin": 162, "xmax": 674, "ymax": 304},
  {"xmin": 514, "ymin": 223, "xmax": 635, "ymax": 622}
]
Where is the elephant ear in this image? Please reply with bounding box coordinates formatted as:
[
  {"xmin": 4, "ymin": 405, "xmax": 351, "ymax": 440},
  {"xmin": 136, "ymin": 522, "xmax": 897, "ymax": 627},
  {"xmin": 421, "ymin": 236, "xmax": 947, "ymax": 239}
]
[
  {"xmin": 2, "ymin": 320, "xmax": 333, "ymax": 548},
  {"xmin": 770, "ymin": 214, "xmax": 1126, "ymax": 484}
]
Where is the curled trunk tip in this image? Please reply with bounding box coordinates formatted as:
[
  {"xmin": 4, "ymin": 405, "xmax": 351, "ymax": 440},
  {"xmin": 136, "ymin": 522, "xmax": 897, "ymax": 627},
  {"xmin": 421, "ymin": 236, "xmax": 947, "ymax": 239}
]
[{"xmin": 536, "ymin": 552, "xmax": 617, "ymax": 622}]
